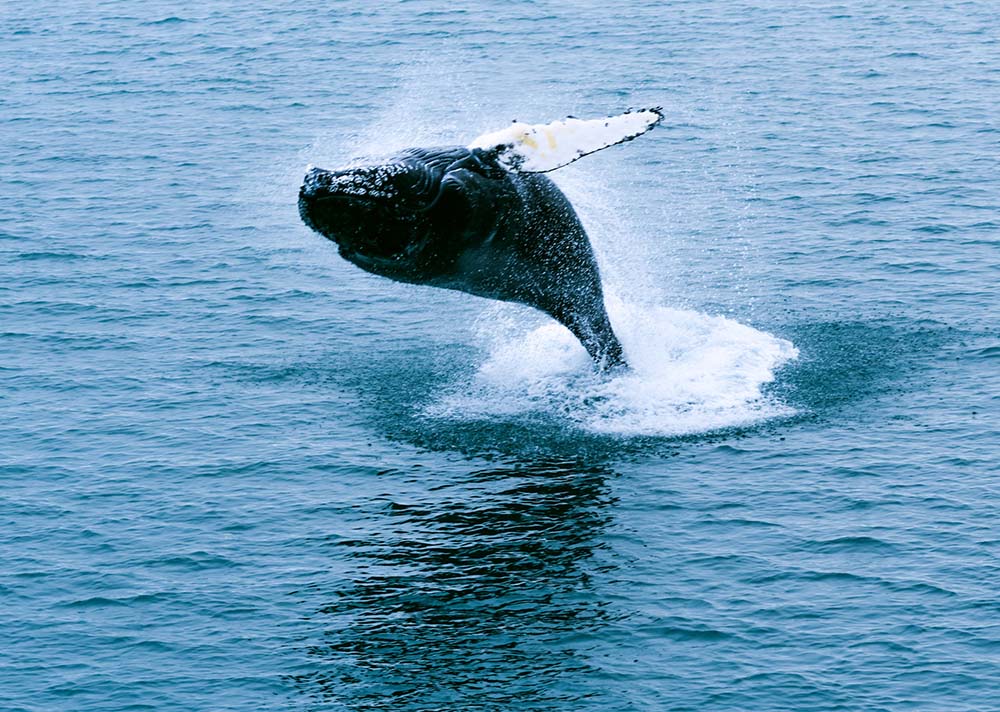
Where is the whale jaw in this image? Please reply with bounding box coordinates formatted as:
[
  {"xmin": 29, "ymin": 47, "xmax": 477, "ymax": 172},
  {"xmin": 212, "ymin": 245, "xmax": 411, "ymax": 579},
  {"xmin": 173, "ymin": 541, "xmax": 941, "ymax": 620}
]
[{"xmin": 297, "ymin": 162, "xmax": 439, "ymax": 269}]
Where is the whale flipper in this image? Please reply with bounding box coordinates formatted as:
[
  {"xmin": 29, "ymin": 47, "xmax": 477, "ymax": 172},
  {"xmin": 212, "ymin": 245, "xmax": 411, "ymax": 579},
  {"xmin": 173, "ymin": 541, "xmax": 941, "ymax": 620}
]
[{"xmin": 468, "ymin": 108, "xmax": 662, "ymax": 173}]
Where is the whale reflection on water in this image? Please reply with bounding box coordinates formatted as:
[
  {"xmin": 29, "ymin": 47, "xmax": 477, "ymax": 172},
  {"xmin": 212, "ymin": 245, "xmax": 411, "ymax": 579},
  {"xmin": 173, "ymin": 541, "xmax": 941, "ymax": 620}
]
[{"xmin": 290, "ymin": 460, "xmax": 620, "ymax": 710}]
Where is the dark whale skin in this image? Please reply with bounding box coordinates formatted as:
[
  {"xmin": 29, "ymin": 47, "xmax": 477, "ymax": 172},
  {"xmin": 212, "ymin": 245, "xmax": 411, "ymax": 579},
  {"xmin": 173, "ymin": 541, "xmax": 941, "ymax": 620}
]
[{"xmin": 298, "ymin": 146, "xmax": 626, "ymax": 370}]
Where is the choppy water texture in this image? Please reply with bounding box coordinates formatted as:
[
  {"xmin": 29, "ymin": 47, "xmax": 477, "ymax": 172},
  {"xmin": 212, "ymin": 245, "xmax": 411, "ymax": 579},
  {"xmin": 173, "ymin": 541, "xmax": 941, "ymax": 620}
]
[{"xmin": 2, "ymin": 2, "xmax": 999, "ymax": 710}]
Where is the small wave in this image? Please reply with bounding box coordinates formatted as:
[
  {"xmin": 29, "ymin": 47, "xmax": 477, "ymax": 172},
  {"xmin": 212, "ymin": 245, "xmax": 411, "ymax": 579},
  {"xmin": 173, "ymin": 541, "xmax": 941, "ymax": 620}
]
[
  {"xmin": 142, "ymin": 16, "xmax": 190, "ymax": 25},
  {"xmin": 425, "ymin": 299, "xmax": 798, "ymax": 437},
  {"xmin": 799, "ymin": 535, "xmax": 900, "ymax": 554}
]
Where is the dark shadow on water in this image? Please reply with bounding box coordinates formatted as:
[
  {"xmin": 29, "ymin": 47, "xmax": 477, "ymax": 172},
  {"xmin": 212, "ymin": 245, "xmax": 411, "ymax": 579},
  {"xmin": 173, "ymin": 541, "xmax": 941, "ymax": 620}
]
[
  {"xmin": 289, "ymin": 459, "xmax": 622, "ymax": 711},
  {"xmin": 218, "ymin": 315, "xmax": 961, "ymax": 460},
  {"xmin": 330, "ymin": 317, "xmax": 956, "ymax": 457}
]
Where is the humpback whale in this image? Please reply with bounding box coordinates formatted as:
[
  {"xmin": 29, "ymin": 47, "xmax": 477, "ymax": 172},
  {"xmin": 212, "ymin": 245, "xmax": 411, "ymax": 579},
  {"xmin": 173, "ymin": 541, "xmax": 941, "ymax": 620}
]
[{"xmin": 298, "ymin": 109, "xmax": 662, "ymax": 371}]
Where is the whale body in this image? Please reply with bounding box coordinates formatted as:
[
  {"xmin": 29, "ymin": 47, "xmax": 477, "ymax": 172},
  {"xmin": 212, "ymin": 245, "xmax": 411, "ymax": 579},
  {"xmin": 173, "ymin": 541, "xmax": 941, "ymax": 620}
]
[{"xmin": 297, "ymin": 110, "xmax": 662, "ymax": 371}]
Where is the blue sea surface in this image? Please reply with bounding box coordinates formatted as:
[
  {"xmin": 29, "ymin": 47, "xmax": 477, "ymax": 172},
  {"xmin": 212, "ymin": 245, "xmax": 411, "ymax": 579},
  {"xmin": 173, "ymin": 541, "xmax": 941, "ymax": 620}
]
[{"xmin": 2, "ymin": 1, "xmax": 999, "ymax": 710}]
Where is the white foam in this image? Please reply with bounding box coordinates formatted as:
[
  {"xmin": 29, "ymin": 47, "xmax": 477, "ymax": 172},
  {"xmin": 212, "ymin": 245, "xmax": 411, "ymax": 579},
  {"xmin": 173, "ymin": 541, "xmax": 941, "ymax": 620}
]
[{"xmin": 425, "ymin": 298, "xmax": 798, "ymax": 437}]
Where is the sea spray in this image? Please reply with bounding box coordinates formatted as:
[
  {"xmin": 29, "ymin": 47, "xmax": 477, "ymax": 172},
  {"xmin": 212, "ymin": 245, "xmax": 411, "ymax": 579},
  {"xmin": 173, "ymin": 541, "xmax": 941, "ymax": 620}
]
[{"xmin": 426, "ymin": 300, "xmax": 798, "ymax": 437}]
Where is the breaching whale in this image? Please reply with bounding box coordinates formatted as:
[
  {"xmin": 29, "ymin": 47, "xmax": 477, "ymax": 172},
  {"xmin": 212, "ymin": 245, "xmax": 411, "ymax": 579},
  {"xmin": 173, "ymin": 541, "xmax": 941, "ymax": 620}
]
[{"xmin": 297, "ymin": 109, "xmax": 662, "ymax": 370}]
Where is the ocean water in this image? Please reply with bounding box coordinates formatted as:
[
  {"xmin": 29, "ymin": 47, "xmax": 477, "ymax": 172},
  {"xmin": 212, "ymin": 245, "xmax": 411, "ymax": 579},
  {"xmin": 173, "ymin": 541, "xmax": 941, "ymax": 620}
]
[{"xmin": 2, "ymin": 1, "xmax": 998, "ymax": 710}]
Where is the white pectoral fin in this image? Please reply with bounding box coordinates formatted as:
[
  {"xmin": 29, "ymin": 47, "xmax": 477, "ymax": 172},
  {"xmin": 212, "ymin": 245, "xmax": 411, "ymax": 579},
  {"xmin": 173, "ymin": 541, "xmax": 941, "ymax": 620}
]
[{"xmin": 468, "ymin": 108, "xmax": 663, "ymax": 173}]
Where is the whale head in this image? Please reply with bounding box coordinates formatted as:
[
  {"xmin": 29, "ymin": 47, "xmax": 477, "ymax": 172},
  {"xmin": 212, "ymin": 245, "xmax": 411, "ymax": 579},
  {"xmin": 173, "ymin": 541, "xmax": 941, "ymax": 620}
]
[{"xmin": 298, "ymin": 147, "xmax": 504, "ymax": 281}]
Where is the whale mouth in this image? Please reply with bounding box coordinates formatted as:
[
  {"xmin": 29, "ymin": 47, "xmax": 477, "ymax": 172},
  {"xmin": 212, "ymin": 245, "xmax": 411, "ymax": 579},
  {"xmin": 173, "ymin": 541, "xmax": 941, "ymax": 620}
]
[{"xmin": 298, "ymin": 167, "xmax": 434, "ymax": 264}]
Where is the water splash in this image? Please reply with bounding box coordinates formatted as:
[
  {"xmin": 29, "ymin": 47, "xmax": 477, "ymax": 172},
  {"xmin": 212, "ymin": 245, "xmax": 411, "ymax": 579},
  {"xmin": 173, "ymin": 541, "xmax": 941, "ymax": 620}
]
[{"xmin": 426, "ymin": 298, "xmax": 798, "ymax": 437}]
